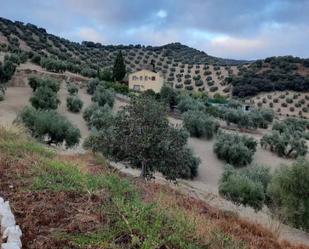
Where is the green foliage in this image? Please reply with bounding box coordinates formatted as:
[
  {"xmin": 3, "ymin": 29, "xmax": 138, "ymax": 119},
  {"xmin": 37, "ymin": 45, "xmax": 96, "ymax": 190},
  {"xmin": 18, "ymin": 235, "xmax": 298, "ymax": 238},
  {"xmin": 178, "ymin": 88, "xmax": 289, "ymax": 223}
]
[
  {"xmin": 86, "ymin": 78, "xmax": 100, "ymax": 94},
  {"xmin": 0, "ymin": 59, "xmax": 16, "ymax": 83},
  {"xmin": 30, "ymin": 86, "xmax": 60, "ymax": 110},
  {"xmin": 221, "ymin": 107, "xmax": 273, "ymax": 129},
  {"xmin": 183, "ymin": 110, "xmax": 219, "ymax": 138},
  {"xmin": 160, "ymin": 84, "xmax": 178, "ymax": 109},
  {"xmin": 84, "ymin": 96, "xmax": 200, "ymax": 180},
  {"xmin": 83, "ymin": 103, "xmax": 114, "ymax": 130},
  {"xmin": 41, "ymin": 57, "xmax": 67, "ymax": 73},
  {"xmin": 98, "ymin": 68, "xmax": 112, "ymax": 81},
  {"xmin": 112, "ymin": 51, "xmax": 126, "ymax": 81},
  {"xmin": 18, "ymin": 106, "xmax": 80, "ymax": 148},
  {"xmin": 214, "ymin": 132, "xmax": 257, "ymax": 167},
  {"xmin": 267, "ymin": 159, "xmax": 309, "ymax": 231},
  {"xmin": 66, "ymin": 95, "xmax": 83, "ymax": 113},
  {"xmin": 67, "ymin": 83, "xmax": 79, "ymax": 95},
  {"xmin": 91, "ymin": 85, "xmax": 115, "ymax": 107},
  {"xmin": 219, "ymin": 165, "xmax": 270, "ymax": 211},
  {"xmin": 177, "ymin": 95, "xmax": 205, "ymax": 113},
  {"xmin": 28, "ymin": 76, "xmax": 60, "ymax": 92},
  {"xmin": 261, "ymin": 118, "xmax": 308, "ymax": 158}
]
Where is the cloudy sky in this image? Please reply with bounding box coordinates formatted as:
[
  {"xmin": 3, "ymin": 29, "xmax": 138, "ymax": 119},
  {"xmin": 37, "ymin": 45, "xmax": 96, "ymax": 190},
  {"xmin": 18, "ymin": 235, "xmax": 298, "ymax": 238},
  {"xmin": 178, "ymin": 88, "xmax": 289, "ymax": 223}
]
[{"xmin": 1, "ymin": 0, "xmax": 309, "ymax": 60}]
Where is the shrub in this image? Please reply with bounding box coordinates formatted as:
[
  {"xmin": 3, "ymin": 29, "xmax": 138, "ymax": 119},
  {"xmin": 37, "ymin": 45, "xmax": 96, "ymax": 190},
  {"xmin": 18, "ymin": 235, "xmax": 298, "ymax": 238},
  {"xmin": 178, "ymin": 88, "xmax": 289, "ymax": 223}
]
[
  {"xmin": 267, "ymin": 159, "xmax": 309, "ymax": 231},
  {"xmin": 219, "ymin": 165, "xmax": 269, "ymax": 210},
  {"xmin": 177, "ymin": 96, "xmax": 205, "ymax": 113},
  {"xmin": 18, "ymin": 106, "xmax": 80, "ymax": 148},
  {"xmin": 210, "ymin": 86, "xmax": 218, "ymax": 92},
  {"xmin": 261, "ymin": 118, "xmax": 308, "ymax": 158},
  {"xmin": 28, "ymin": 76, "xmax": 60, "ymax": 92},
  {"xmin": 195, "ymin": 79, "xmax": 204, "ymax": 87},
  {"xmin": 183, "ymin": 110, "xmax": 219, "ymax": 138},
  {"xmin": 66, "ymin": 96, "xmax": 83, "ymax": 113},
  {"xmin": 67, "ymin": 83, "xmax": 79, "ymax": 95},
  {"xmin": 30, "ymin": 86, "xmax": 60, "ymax": 110},
  {"xmin": 91, "ymin": 85, "xmax": 115, "ymax": 107},
  {"xmin": 214, "ymin": 132, "xmax": 257, "ymax": 167},
  {"xmin": 87, "ymin": 78, "xmax": 101, "ymax": 94}
]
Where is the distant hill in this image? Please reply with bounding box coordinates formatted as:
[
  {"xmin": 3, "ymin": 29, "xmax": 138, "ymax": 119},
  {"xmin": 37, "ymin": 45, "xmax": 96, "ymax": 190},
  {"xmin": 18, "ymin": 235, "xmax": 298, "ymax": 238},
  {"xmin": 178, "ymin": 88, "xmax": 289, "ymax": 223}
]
[{"xmin": 0, "ymin": 16, "xmax": 308, "ymax": 118}]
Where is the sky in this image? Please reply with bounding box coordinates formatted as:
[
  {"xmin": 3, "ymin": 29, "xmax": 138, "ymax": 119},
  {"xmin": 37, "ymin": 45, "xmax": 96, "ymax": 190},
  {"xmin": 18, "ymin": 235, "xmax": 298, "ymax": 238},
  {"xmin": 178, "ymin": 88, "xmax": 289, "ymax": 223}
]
[{"xmin": 1, "ymin": 0, "xmax": 309, "ymax": 60}]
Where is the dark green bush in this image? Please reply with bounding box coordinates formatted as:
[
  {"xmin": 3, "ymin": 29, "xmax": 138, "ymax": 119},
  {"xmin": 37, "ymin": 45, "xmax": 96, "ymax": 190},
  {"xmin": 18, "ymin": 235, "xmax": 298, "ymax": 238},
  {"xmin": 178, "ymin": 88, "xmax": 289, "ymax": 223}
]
[
  {"xmin": 30, "ymin": 86, "xmax": 60, "ymax": 110},
  {"xmin": 66, "ymin": 96, "xmax": 83, "ymax": 113},
  {"xmin": 91, "ymin": 85, "xmax": 115, "ymax": 107},
  {"xmin": 214, "ymin": 132, "xmax": 257, "ymax": 167},
  {"xmin": 267, "ymin": 159, "xmax": 309, "ymax": 231},
  {"xmin": 219, "ymin": 165, "xmax": 270, "ymax": 211},
  {"xmin": 86, "ymin": 78, "xmax": 100, "ymax": 94},
  {"xmin": 67, "ymin": 83, "xmax": 79, "ymax": 95},
  {"xmin": 18, "ymin": 106, "xmax": 80, "ymax": 148},
  {"xmin": 183, "ymin": 110, "xmax": 219, "ymax": 138},
  {"xmin": 28, "ymin": 76, "xmax": 60, "ymax": 92}
]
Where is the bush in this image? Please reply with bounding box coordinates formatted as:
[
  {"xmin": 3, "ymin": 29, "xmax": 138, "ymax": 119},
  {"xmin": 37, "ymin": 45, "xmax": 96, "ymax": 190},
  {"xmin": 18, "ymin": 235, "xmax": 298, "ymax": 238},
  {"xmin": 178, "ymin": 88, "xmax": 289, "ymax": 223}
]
[
  {"xmin": 91, "ymin": 85, "xmax": 115, "ymax": 107},
  {"xmin": 267, "ymin": 159, "xmax": 309, "ymax": 231},
  {"xmin": 30, "ymin": 86, "xmax": 60, "ymax": 110},
  {"xmin": 66, "ymin": 96, "xmax": 83, "ymax": 113},
  {"xmin": 209, "ymin": 86, "xmax": 218, "ymax": 92},
  {"xmin": 183, "ymin": 110, "xmax": 219, "ymax": 138},
  {"xmin": 177, "ymin": 96, "xmax": 205, "ymax": 113},
  {"xmin": 18, "ymin": 107, "xmax": 80, "ymax": 148},
  {"xmin": 214, "ymin": 132, "xmax": 257, "ymax": 167},
  {"xmin": 219, "ymin": 165, "xmax": 267, "ymax": 210},
  {"xmin": 28, "ymin": 76, "xmax": 60, "ymax": 92},
  {"xmin": 261, "ymin": 118, "xmax": 308, "ymax": 158},
  {"xmin": 67, "ymin": 83, "xmax": 79, "ymax": 95},
  {"xmin": 83, "ymin": 103, "xmax": 114, "ymax": 130},
  {"xmin": 87, "ymin": 78, "xmax": 100, "ymax": 94}
]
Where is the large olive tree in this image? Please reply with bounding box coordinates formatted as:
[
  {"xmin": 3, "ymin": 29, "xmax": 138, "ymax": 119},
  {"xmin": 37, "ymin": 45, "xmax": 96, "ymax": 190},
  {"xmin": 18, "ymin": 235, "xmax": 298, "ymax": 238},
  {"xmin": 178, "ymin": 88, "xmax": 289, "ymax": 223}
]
[{"xmin": 84, "ymin": 96, "xmax": 200, "ymax": 180}]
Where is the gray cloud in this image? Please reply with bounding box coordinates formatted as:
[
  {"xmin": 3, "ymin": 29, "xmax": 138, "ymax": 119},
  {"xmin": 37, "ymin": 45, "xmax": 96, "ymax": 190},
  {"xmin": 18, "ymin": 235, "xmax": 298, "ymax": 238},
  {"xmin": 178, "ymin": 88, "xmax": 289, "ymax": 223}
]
[{"xmin": 1, "ymin": 0, "xmax": 309, "ymax": 59}]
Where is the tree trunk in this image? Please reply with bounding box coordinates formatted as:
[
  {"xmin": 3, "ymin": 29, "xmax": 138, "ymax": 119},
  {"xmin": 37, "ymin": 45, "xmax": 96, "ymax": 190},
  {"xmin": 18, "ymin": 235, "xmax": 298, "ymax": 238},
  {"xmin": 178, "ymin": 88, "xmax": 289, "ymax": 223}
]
[{"xmin": 140, "ymin": 160, "xmax": 147, "ymax": 179}]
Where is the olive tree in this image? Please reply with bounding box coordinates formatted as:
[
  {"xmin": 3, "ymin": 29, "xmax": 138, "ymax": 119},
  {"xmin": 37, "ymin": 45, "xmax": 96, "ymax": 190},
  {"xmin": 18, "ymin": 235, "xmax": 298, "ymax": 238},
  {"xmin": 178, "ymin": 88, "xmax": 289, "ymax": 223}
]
[
  {"xmin": 67, "ymin": 83, "xmax": 79, "ymax": 95},
  {"xmin": 214, "ymin": 132, "xmax": 257, "ymax": 167},
  {"xmin": 183, "ymin": 110, "xmax": 219, "ymax": 138},
  {"xmin": 30, "ymin": 86, "xmax": 60, "ymax": 110},
  {"xmin": 66, "ymin": 96, "xmax": 83, "ymax": 113},
  {"xmin": 177, "ymin": 95, "xmax": 205, "ymax": 113},
  {"xmin": 267, "ymin": 158, "xmax": 309, "ymax": 231},
  {"xmin": 28, "ymin": 76, "xmax": 60, "ymax": 92},
  {"xmin": 219, "ymin": 165, "xmax": 271, "ymax": 210},
  {"xmin": 83, "ymin": 103, "xmax": 114, "ymax": 130},
  {"xmin": 91, "ymin": 85, "xmax": 115, "ymax": 107},
  {"xmin": 84, "ymin": 96, "xmax": 200, "ymax": 180},
  {"xmin": 17, "ymin": 106, "xmax": 80, "ymax": 148},
  {"xmin": 261, "ymin": 118, "xmax": 308, "ymax": 158}
]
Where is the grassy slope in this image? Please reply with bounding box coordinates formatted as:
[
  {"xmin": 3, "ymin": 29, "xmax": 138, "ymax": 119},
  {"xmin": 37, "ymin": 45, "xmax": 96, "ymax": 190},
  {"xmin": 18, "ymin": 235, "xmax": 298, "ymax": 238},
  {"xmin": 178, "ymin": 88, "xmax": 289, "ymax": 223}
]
[{"xmin": 0, "ymin": 126, "xmax": 308, "ymax": 249}]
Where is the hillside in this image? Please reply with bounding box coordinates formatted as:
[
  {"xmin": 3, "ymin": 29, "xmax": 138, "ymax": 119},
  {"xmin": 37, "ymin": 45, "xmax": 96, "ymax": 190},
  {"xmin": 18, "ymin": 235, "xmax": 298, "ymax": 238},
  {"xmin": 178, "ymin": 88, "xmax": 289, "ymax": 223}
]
[
  {"xmin": 0, "ymin": 16, "xmax": 309, "ymax": 118},
  {"xmin": 1, "ymin": 126, "xmax": 308, "ymax": 249}
]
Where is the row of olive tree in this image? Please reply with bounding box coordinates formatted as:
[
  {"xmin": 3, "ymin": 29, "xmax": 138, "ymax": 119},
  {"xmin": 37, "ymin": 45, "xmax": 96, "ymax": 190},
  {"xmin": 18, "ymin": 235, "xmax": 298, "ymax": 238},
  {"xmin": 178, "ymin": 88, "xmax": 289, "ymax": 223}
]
[
  {"xmin": 219, "ymin": 158, "xmax": 309, "ymax": 232},
  {"xmin": 17, "ymin": 76, "xmax": 81, "ymax": 148}
]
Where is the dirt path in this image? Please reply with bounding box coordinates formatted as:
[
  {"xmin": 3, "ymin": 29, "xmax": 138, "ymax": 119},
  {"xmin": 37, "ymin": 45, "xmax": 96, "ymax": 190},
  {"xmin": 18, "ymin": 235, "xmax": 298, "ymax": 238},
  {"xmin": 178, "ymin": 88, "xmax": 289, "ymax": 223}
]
[{"xmin": 0, "ymin": 86, "xmax": 32, "ymax": 126}]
